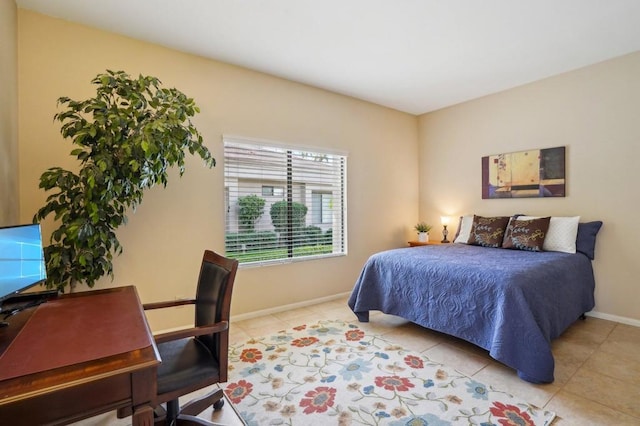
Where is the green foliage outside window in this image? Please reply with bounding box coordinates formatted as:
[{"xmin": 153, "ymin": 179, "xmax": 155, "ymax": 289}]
[
  {"xmin": 269, "ymin": 201, "xmax": 308, "ymax": 236},
  {"xmin": 237, "ymin": 194, "xmax": 266, "ymax": 232}
]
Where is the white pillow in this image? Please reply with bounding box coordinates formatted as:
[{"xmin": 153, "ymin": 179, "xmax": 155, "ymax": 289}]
[
  {"xmin": 454, "ymin": 215, "xmax": 475, "ymax": 244},
  {"xmin": 517, "ymin": 216, "xmax": 580, "ymax": 253}
]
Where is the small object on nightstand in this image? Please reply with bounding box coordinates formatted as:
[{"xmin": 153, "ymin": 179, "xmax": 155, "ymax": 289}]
[
  {"xmin": 441, "ymin": 216, "xmax": 450, "ymax": 243},
  {"xmin": 414, "ymin": 222, "xmax": 432, "ymax": 243}
]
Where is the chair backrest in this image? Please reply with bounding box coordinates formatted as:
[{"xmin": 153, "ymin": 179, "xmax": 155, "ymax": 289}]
[{"xmin": 194, "ymin": 250, "xmax": 238, "ymax": 350}]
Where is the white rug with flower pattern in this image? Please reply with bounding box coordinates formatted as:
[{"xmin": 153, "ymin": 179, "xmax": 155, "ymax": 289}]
[{"xmin": 224, "ymin": 320, "xmax": 555, "ymax": 425}]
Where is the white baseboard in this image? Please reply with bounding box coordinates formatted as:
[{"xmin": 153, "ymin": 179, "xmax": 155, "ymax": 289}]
[
  {"xmin": 154, "ymin": 292, "xmax": 352, "ymax": 335},
  {"xmin": 157, "ymin": 298, "xmax": 639, "ymax": 335},
  {"xmin": 586, "ymin": 310, "xmax": 640, "ymax": 327},
  {"xmin": 231, "ymin": 296, "xmax": 640, "ymax": 328},
  {"xmin": 231, "ymin": 298, "xmax": 640, "ymax": 329},
  {"xmin": 231, "ymin": 291, "xmax": 352, "ymax": 322}
]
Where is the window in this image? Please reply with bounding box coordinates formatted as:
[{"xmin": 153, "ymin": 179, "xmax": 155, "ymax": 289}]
[
  {"xmin": 312, "ymin": 191, "xmax": 333, "ymax": 224},
  {"xmin": 261, "ymin": 185, "xmax": 284, "ymax": 197},
  {"xmin": 224, "ymin": 136, "xmax": 347, "ymax": 265}
]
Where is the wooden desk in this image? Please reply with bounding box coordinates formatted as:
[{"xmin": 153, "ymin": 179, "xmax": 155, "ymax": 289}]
[{"xmin": 0, "ymin": 286, "xmax": 160, "ymax": 426}]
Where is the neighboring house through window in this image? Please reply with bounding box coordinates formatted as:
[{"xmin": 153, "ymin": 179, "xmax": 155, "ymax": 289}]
[
  {"xmin": 312, "ymin": 191, "xmax": 333, "ymax": 225},
  {"xmin": 224, "ymin": 136, "xmax": 347, "ymax": 265}
]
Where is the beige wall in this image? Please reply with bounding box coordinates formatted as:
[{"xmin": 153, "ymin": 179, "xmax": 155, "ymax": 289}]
[
  {"xmin": 0, "ymin": 0, "xmax": 19, "ymax": 226},
  {"xmin": 16, "ymin": 9, "xmax": 638, "ymax": 328},
  {"xmin": 418, "ymin": 52, "xmax": 640, "ymax": 323},
  {"xmin": 17, "ymin": 10, "xmax": 419, "ymax": 331}
]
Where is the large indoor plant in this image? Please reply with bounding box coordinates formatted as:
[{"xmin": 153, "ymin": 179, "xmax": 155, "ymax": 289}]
[{"xmin": 34, "ymin": 70, "xmax": 215, "ymax": 292}]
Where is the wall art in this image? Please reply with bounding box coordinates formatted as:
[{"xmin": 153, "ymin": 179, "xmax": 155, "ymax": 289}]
[{"xmin": 481, "ymin": 146, "xmax": 565, "ymax": 199}]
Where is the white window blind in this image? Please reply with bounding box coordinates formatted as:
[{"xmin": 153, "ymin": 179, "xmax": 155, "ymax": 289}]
[{"xmin": 224, "ymin": 136, "xmax": 347, "ymax": 265}]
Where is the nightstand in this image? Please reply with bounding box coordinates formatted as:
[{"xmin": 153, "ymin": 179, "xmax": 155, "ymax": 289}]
[{"xmin": 408, "ymin": 240, "xmax": 444, "ymax": 247}]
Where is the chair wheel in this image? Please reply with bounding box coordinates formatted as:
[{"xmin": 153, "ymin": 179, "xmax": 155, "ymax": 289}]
[{"xmin": 213, "ymin": 399, "xmax": 225, "ymax": 410}]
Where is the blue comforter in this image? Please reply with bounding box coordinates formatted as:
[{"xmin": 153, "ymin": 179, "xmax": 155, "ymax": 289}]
[{"xmin": 348, "ymin": 244, "xmax": 595, "ymax": 383}]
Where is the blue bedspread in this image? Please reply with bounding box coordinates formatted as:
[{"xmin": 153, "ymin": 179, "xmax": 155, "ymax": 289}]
[{"xmin": 348, "ymin": 244, "xmax": 596, "ymax": 383}]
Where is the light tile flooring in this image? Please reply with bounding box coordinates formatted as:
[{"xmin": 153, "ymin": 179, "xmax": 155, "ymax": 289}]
[{"xmin": 77, "ymin": 296, "xmax": 640, "ymax": 425}]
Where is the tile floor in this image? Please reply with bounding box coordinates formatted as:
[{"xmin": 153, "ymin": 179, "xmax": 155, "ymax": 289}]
[{"xmin": 77, "ymin": 295, "xmax": 640, "ymax": 425}]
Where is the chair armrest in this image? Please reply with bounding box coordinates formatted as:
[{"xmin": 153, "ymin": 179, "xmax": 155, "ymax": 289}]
[
  {"xmin": 143, "ymin": 299, "xmax": 196, "ymax": 310},
  {"xmin": 154, "ymin": 321, "xmax": 229, "ymax": 344}
]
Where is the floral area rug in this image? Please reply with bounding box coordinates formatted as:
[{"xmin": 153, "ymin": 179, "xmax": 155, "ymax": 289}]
[{"xmin": 224, "ymin": 320, "xmax": 555, "ymax": 425}]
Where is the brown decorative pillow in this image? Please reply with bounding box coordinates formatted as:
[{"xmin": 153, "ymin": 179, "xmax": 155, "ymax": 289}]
[
  {"xmin": 502, "ymin": 217, "xmax": 551, "ymax": 252},
  {"xmin": 467, "ymin": 215, "xmax": 511, "ymax": 248}
]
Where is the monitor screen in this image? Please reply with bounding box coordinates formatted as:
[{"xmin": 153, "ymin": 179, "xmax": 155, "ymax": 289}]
[{"xmin": 0, "ymin": 224, "xmax": 47, "ymax": 302}]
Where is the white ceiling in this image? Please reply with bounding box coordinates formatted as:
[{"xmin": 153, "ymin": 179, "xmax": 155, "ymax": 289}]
[{"xmin": 15, "ymin": 0, "xmax": 640, "ymax": 115}]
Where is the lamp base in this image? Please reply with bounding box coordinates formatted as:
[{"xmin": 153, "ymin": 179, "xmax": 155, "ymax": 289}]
[{"xmin": 441, "ymin": 225, "xmax": 450, "ymax": 243}]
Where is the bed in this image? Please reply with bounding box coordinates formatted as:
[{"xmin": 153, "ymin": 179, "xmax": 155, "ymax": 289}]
[{"xmin": 348, "ymin": 232, "xmax": 598, "ymax": 384}]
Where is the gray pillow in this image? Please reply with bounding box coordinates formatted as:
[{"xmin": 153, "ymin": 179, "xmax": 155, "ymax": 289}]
[{"xmin": 576, "ymin": 221, "xmax": 603, "ymax": 260}]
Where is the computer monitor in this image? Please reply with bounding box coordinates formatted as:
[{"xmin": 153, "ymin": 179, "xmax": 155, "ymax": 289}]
[{"xmin": 0, "ymin": 223, "xmax": 47, "ymax": 303}]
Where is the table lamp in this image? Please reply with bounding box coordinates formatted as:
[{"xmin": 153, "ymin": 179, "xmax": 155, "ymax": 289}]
[{"xmin": 441, "ymin": 216, "xmax": 450, "ymax": 243}]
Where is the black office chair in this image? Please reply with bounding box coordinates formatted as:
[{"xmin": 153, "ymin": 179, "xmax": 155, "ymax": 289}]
[{"xmin": 120, "ymin": 250, "xmax": 238, "ymax": 426}]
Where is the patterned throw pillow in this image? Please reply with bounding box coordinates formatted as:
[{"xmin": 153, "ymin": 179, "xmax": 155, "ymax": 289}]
[
  {"xmin": 517, "ymin": 216, "xmax": 579, "ymax": 253},
  {"xmin": 503, "ymin": 217, "xmax": 551, "ymax": 252},
  {"xmin": 467, "ymin": 215, "xmax": 511, "ymax": 248}
]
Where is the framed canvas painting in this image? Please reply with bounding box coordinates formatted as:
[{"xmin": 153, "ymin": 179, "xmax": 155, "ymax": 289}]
[{"xmin": 481, "ymin": 146, "xmax": 565, "ymax": 199}]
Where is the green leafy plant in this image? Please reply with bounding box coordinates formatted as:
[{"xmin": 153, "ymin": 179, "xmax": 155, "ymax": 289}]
[
  {"xmin": 34, "ymin": 70, "xmax": 215, "ymax": 292},
  {"xmin": 270, "ymin": 201, "xmax": 308, "ymax": 239},
  {"xmin": 414, "ymin": 222, "xmax": 432, "ymax": 233},
  {"xmin": 237, "ymin": 194, "xmax": 266, "ymax": 232}
]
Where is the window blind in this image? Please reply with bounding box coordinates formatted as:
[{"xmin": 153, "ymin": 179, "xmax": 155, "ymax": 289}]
[{"xmin": 224, "ymin": 136, "xmax": 347, "ymax": 265}]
